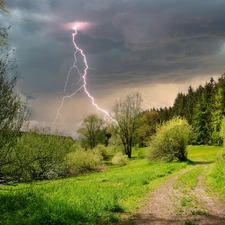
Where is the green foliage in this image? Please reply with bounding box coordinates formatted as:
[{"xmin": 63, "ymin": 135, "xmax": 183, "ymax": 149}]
[
  {"xmin": 207, "ymin": 149, "xmax": 225, "ymax": 198},
  {"xmin": 173, "ymin": 93, "xmax": 187, "ymax": 118},
  {"xmin": 148, "ymin": 117, "xmax": 191, "ymax": 162},
  {"xmin": 2, "ymin": 128, "xmax": 74, "ymax": 181},
  {"xmin": 111, "ymin": 152, "xmax": 128, "ymax": 166},
  {"xmin": 63, "ymin": 148, "xmax": 103, "ymax": 175},
  {"xmin": 143, "ymin": 110, "xmax": 160, "ymax": 136},
  {"xmin": 0, "ymin": 12, "xmax": 29, "ymax": 171},
  {"xmin": 185, "ymin": 221, "xmax": 197, "ymax": 225},
  {"xmin": 211, "ymin": 88, "xmax": 224, "ymax": 145},
  {"xmin": 0, "ymin": 159, "xmax": 186, "ymax": 224},
  {"xmin": 77, "ymin": 114, "xmax": 107, "ymax": 149},
  {"xmin": 219, "ymin": 116, "xmax": 225, "ymax": 145},
  {"xmin": 112, "ymin": 92, "xmax": 143, "ymax": 158},
  {"xmin": 92, "ymin": 144, "xmax": 109, "ymax": 160},
  {"xmin": 133, "ymin": 147, "xmax": 148, "ymax": 159},
  {"xmin": 191, "ymin": 93, "xmax": 211, "ymax": 145},
  {"xmin": 215, "ymin": 149, "xmax": 225, "ymax": 163},
  {"xmin": 147, "ymin": 75, "xmax": 225, "ymax": 146}
]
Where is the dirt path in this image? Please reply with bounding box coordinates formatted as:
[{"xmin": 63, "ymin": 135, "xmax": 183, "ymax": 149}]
[{"xmin": 127, "ymin": 165, "xmax": 225, "ymax": 225}]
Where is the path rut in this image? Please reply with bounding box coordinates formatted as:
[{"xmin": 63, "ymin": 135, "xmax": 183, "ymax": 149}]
[{"xmin": 127, "ymin": 165, "xmax": 225, "ymax": 225}]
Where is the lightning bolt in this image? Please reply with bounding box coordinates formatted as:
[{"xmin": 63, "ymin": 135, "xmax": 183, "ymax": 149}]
[{"xmin": 54, "ymin": 25, "xmax": 117, "ymax": 124}]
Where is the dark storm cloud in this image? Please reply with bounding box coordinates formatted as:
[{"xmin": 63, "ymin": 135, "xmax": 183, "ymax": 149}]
[
  {"xmin": 4, "ymin": 0, "xmax": 225, "ymax": 93},
  {"xmin": 3, "ymin": 0, "xmax": 225, "ymax": 134}
]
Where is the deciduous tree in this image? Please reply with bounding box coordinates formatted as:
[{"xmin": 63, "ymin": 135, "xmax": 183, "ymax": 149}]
[
  {"xmin": 112, "ymin": 92, "xmax": 143, "ymax": 158},
  {"xmin": 77, "ymin": 114, "xmax": 106, "ymax": 149},
  {"xmin": 0, "ymin": 3, "xmax": 29, "ymax": 171}
]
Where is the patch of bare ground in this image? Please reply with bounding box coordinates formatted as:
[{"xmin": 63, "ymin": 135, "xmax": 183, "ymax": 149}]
[{"xmin": 122, "ymin": 165, "xmax": 225, "ymax": 225}]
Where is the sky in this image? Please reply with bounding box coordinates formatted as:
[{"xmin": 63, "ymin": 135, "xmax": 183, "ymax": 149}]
[{"xmin": 1, "ymin": 0, "xmax": 225, "ymax": 137}]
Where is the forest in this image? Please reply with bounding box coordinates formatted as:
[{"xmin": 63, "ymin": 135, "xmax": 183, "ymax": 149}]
[{"xmin": 148, "ymin": 75, "xmax": 225, "ymax": 146}]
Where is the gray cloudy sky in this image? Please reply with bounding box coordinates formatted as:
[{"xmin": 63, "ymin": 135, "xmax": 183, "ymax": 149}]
[{"xmin": 2, "ymin": 0, "xmax": 225, "ymax": 136}]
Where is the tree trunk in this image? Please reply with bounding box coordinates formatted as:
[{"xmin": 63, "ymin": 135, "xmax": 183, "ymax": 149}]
[{"xmin": 127, "ymin": 144, "xmax": 132, "ymax": 158}]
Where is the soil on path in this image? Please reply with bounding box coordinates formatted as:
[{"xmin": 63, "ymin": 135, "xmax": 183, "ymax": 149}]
[{"xmin": 124, "ymin": 164, "xmax": 225, "ymax": 225}]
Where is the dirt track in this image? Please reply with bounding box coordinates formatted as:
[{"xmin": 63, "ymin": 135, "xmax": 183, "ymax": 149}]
[{"xmin": 124, "ymin": 164, "xmax": 225, "ymax": 225}]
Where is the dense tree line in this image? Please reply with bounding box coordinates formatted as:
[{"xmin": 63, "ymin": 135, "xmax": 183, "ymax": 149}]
[{"xmin": 144, "ymin": 75, "xmax": 225, "ymax": 146}]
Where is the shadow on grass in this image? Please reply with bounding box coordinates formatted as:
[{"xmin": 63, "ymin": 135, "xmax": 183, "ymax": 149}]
[
  {"xmin": 186, "ymin": 159, "xmax": 215, "ymax": 165},
  {"xmin": 193, "ymin": 161, "xmax": 215, "ymax": 165},
  {"xmin": 0, "ymin": 189, "xmax": 125, "ymax": 225},
  {"xmin": 0, "ymin": 191, "xmax": 91, "ymax": 225},
  {"xmin": 119, "ymin": 213, "xmax": 225, "ymax": 225}
]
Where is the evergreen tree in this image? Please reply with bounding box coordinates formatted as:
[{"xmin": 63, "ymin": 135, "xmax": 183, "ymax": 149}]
[
  {"xmin": 192, "ymin": 93, "xmax": 211, "ymax": 144},
  {"xmin": 172, "ymin": 93, "xmax": 187, "ymax": 118},
  {"xmin": 185, "ymin": 86, "xmax": 195, "ymax": 124},
  {"xmin": 211, "ymin": 87, "xmax": 224, "ymax": 145}
]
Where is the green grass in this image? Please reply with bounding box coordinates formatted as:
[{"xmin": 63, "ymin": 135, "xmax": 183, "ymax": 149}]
[
  {"xmin": 1, "ymin": 145, "xmax": 223, "ymax": 224},
  {"xmin": 206, "ymin": 148, "xmax": 225, "ymax": 199},
  {"xmin": 174, "ymin": 166, "xmax": 202, "ymax": 190},
  {"xmin": 188, "ymin": 145, "xmax": 225, "ymax": 202},
  {"xmin": 188, "ymin": 145, "xmax": 225, "ymax": 204},
  {"xmin": 207, "ymin": 163, "xmax": 225, "ymax": 198},
  {"xmin": 173, "ymin": 166, "xmax": 203, "ymax": 213},
  {"xmin": 187, "ymin": 145, "xmax": 223, "ymax": 162},
  {"xmin": 0, "ymin": 159, "xmax": 186, "ymax": 225}
]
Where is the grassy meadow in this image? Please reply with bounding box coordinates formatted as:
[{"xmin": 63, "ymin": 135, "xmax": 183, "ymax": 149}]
[
  {"xmin": 187, "ymin": 145, "xmax": 223, "ymax": 162},
  {"xmin": 0, "ymin": 145, "xmax": 224, "ymax": 224},
  {"xmin": 0, "ymin": 156, "xmax": 186, "ymax": 224},
  {"xmin": 188, "ymin": 145, "xmax": 225, "ymax": 202}
]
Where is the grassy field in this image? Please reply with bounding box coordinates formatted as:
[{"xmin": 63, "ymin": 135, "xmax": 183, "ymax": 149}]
[
  {"xmin": 187, "ymin": 145, "xmax": 223, "ymax": 162},
  {"xmin": 188, "ymin": 145, "xmax": 225, "ymax": 199},
  {"xmin": 0, "ymin": 159, "xmax": 186, "ymax": 225},
  {"xmin": 0, "ymin": 145, "xmax": 224, "ymax": 225}
]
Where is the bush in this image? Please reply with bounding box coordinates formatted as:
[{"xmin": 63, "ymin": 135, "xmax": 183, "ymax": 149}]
[
  {"xmin": 92, "ymin": 144, "xmax": 109, "ymax": 160},
  {"xmin": 147, "ymin": 117, "xmax": 191, "ymax": 162},
  {"xmin": 63, "ymin": 149, "xmax": 103, "ymax": 175},
  {"xmin": 111, "ymin": 152, "xmax": 128, "ymax": 166},
  {"xmin": 3, "ymin": 127, "xmax": 74, "ymax": 181}
]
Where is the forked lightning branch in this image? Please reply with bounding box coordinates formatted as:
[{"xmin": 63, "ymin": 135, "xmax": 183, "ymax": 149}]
[{"xmin": 54, "ymin": 22, "xmax": 116, "ymax": 124}]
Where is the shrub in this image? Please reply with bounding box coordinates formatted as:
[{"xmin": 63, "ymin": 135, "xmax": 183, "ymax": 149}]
[
  {"xmin": 63, "ymin": 149, "xmax": 103, "ymax": 175},
  {"xmin": 111, "ymin": 152, "xmax": 128, "ymax": 166},
  {"xmin": 147, "ymin": 117, "xmax": 191, "ymax": 162},
  {"xmin": 92, "ymin": 144, "xmax": 109, "ymax": 160},
  {"xmin": 4, "ymin": 127, "xmax": 74, "ymax": 181},
  {"xmin": 135, "ymin": 148, "xmax": 147, "ymax": 159}
]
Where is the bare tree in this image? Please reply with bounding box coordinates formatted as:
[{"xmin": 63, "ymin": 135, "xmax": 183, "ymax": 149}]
[{"xmin": 113, "ymin": 92, "xmax": 143, "ymax": 158}]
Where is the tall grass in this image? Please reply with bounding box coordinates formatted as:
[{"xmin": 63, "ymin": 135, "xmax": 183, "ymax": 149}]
[
  {"xmin": 206, "ymin": 148, "xmax": 225, "ymax": 198},
  {"xmin": 0, "ymin": 159, "xmax": 186, "ymax": 224}
]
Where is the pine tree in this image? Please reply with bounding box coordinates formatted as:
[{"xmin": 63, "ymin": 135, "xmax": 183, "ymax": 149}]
[
  {"xmin": 211, "ymin": 87, "xmax": 224, "ymax": 145},
  {"xmin": 185, "ymin": 86, "xmax": 195, "ymax": 124},
  {"xmin": 172, "ymin": 93, "xmax": 187, "ymax": 118},
  {"xmin": 192, "ymin": 93, "xmax": 211, "ymax": 145}
]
